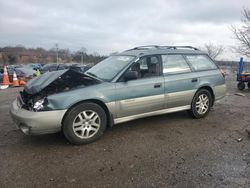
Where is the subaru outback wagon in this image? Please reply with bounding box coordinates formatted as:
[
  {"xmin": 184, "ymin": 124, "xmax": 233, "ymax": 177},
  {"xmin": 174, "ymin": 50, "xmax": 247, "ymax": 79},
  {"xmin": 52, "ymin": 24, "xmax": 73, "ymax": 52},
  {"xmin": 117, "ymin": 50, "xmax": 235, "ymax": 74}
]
[{"xmin": 10, "ymin": 46, "xmax": 226, "ymax": 144}]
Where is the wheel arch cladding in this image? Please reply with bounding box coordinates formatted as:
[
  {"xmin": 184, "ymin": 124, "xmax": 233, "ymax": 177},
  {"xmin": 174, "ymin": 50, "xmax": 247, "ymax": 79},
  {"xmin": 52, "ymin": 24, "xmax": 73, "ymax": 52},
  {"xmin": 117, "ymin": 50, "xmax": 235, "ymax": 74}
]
[
  {"xmin": 61, "ymin": 99, "xmax": 114, "ymax": 128},
  {"xmin": 197, "ymin": 86, "xmax": 215, "ymax": 105}
]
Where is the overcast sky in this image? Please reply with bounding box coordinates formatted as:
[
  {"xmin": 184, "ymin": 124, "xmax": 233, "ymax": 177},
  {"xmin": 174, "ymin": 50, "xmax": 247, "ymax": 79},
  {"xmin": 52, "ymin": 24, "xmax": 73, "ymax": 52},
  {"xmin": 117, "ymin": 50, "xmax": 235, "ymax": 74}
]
[{"xmin": 0, "ymin": 0, "xmax": 249, "ymax": 59}]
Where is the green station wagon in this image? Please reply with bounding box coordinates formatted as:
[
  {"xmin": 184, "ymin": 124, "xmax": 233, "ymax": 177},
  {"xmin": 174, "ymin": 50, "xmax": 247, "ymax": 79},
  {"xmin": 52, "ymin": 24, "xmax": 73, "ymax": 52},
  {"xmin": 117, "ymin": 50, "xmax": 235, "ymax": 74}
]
[{"xmin": 10, "ymin": 46, "xmax": 226, "ymax": 144}]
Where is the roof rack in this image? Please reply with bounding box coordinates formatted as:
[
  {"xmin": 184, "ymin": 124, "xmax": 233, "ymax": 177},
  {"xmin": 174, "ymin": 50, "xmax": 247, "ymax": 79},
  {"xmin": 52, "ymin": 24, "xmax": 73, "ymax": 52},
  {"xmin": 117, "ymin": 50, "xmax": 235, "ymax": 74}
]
[
  {"xmin": 127, "ymin": 45, "xmax": 200, "ymax": 51},
  {"xmin": 128, "ymin": 45, "xmax": 160, "ymax": 50},
  {"xmin": 161, "ymin": 46, "xmax": 200, "ymax": 51}
]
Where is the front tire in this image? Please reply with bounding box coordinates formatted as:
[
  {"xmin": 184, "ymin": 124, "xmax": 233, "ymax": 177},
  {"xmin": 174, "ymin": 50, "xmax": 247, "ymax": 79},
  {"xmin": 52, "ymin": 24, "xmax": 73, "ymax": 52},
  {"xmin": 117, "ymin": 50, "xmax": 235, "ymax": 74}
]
[
  {"xmin": 63, "ymin": 102, "xmax": 107, "ymax": 144},
  {"xmin": 188, "ymin": 89, "xmax": 212, "ymax": 119}
]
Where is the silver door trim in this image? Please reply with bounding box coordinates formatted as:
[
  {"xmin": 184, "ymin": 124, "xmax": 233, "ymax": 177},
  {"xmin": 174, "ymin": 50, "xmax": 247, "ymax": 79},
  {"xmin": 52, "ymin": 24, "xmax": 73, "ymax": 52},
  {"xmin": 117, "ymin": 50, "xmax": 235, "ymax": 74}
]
[
  {"xmin": 116, "ymin": 94, "xmax": 165, "ymax": 118},
  {"xmin": 114, "ymin": 105, "xmax": 191, "ymax": 124},
  {"xmin": 165, "ymin": 89, "xmax": 196, "ymax": 108}
]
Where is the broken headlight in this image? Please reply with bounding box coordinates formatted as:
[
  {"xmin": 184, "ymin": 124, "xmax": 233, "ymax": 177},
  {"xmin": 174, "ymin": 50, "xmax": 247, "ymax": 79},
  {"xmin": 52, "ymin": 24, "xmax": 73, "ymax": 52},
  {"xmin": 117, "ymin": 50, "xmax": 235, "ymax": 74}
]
[{"xmin": 33, "ymin": 98, "xmax": 48, "ymax": 111}]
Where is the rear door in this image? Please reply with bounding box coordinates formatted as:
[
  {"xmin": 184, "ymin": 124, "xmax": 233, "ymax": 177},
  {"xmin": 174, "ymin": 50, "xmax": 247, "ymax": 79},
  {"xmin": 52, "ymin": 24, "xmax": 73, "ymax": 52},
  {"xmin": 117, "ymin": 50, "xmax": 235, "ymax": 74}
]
[
  {"xmin": 185, "ymin": 54, "xmax": 224, "ymax": 99},
  {"xmin": 162, "ymin": 54, "xmax": 199, "ymax": 109},
  {"xmin": 115, "ymin": 55, "xmax": 165, "ymax": 118},
  {"xmin": 184, "ymin": 54, "xmax": 220, "ymax": 84}
]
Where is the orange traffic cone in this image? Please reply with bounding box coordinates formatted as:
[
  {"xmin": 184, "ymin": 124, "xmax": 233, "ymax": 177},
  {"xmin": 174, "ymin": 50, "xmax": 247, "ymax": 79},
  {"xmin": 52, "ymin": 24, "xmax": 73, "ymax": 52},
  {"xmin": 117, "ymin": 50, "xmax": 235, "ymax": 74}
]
[
  {"xmin": 12, "ymin": 70, "xmax": 20, "ymax": 87},
  {"xmin": 1, "ymin": 66, "xmax": 11, "ymax": 86},
  {"xmin": 19, "ymin": 80, "xmax": 27, "ymax": 86}
]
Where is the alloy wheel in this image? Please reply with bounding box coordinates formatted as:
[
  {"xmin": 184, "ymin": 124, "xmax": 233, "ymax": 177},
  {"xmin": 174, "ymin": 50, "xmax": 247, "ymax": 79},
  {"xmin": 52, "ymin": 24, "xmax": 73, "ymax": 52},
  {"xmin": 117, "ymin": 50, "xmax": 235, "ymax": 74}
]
[
  {"xmin": 195, "ymin": 94, "xmax": 209, "ymax": 115},
  {"xmin": 72, "ymin": 110, "xmax": 101, "ymax": 139}
]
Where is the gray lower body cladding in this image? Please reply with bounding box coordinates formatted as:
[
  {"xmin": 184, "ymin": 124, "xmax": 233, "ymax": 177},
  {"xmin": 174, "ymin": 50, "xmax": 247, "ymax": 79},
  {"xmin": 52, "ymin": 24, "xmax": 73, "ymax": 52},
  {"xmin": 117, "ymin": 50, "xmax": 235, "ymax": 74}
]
[{"xmin": 10, "ymin": 84, "xmax": 226, "ymax": 135}]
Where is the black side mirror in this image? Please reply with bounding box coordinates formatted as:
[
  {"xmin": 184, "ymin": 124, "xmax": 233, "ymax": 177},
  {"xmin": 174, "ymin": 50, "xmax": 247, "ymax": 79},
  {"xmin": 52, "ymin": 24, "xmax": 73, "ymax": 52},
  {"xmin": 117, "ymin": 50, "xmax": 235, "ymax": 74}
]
[{"xmin": 124, "ymin": 71, "xmax": 138, "ymax": 81}]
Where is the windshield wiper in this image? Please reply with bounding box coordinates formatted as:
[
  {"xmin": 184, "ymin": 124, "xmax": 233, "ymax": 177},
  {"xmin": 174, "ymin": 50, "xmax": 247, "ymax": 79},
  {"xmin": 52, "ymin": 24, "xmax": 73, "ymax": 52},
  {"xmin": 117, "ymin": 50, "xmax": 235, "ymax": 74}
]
[
  {"xmin": 85, "ymin": 72, "xmax": 104, "ymax": 81},
  {"xmin": 86, "ymin": 72, "xmax": 98, "ymax": 78}
]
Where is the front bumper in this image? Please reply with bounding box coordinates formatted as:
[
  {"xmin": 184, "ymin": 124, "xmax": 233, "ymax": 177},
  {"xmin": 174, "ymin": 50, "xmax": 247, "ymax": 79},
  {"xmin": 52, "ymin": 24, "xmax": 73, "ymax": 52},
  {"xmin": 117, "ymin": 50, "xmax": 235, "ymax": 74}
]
[{"xmin": 10, "ymin": 98, "xmax": 67, "ymax": 135}]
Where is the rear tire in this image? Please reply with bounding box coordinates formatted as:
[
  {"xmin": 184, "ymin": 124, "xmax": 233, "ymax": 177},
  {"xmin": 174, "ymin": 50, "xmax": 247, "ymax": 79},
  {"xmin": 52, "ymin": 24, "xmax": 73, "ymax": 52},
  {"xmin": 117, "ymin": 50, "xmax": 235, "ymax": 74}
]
[
  {"xmin": 63, "ymin": 102, "xmax": 107, "ymax": 144},
  {"xmin": 188, "ymin": 89, "xmax": 212, "ymax": 119},
  {"xmin": 247, "ymin": 82, "xmax": 250, "ymax": 89},
  {"xmin": 238, "ymin": 82, "xmax": 245, "ymax": 90}
]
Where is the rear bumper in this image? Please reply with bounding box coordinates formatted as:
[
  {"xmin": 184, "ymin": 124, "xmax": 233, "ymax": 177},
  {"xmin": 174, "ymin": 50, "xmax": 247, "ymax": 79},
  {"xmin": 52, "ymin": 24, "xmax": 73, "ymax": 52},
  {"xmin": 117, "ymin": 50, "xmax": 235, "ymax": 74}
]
[
  {"xmin": 10, "ymin": 98, "xmax": 67, "ymax": 135},
  {"xmin": 213, "ymin": 84, "xmax": 226, "ymax": 101}
]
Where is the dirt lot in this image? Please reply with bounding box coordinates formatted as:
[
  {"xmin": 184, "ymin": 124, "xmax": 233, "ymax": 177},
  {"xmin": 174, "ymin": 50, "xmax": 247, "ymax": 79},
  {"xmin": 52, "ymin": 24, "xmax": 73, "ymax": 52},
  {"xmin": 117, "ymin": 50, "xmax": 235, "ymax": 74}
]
[{"xmin": 1, "ymin": 73, "xmax": 250, "ymax": 188}]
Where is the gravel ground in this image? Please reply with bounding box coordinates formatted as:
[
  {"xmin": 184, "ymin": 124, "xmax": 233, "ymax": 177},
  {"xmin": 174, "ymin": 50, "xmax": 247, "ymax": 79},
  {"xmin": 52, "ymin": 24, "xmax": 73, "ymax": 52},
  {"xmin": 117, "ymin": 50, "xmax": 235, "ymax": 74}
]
[{"xmin": 0, "ymin": 73, "xmax": 250, "ymax": 188}]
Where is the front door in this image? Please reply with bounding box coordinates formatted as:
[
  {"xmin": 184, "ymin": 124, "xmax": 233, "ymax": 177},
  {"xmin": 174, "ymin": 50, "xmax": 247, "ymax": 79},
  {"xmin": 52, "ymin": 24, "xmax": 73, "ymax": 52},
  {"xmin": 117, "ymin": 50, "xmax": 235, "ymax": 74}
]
[{"xmin": 115, "ymin": 55, "xmax": 165, "ymax": 118}]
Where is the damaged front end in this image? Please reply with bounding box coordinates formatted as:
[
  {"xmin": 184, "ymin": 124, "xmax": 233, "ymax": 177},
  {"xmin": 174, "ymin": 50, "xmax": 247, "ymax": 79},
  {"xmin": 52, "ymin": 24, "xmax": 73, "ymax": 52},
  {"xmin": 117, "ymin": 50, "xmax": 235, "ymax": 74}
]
[{"xmin": 19, "ymin": 69, "xmax": 100, "ymax": 112}]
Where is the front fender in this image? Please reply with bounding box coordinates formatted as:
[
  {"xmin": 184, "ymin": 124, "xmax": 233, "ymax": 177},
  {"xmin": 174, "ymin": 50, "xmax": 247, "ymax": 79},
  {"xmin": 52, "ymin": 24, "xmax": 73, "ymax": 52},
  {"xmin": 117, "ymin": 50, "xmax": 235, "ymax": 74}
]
[{"xmin": 46, "ymin": 82, "xmax": 116, "ymax": 110}]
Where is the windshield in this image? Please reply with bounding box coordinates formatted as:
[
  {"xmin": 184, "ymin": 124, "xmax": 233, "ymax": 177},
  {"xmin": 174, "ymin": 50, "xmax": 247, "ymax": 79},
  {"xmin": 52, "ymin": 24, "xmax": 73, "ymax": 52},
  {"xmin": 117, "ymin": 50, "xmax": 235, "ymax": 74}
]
[{"xmin": 86, "ymin": 55, "xmax": 134, "ymax": 81}]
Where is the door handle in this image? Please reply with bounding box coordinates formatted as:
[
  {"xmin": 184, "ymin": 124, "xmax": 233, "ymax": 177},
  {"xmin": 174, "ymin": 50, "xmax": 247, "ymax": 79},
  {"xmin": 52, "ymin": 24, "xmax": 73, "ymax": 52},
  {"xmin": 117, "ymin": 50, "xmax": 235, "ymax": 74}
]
[
  {"xmin": 154, "ymin": 83, "xmax": 162, "ymax": 88},
  {"xmin": 191, "ymin": 78, "xmax": 198, "ymax": 82}
]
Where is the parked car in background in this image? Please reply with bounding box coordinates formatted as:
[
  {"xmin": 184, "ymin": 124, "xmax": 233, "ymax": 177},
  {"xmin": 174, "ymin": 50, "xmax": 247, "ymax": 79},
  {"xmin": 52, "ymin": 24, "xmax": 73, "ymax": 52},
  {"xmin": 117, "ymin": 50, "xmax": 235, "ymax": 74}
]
[
  {"xmin": 15, "ymin": 68, "xmax": 36, "ymax": 80},
  {"xmin": 24, "ymin": 63, "xmax": 42, "ymax": 70},
  {"xmin": 40, "ymin": 63, "xmax": 91, "ymax": 74},
  {"xmin": 40, "ymin": 63, "xmax": 70, "ymax": 74},
  {"xmin": 10, "ymin": 46, "xmax": 226, "ymax": 144},
  {"xmin": 0, "ymin": 66, "xmax": 36, "ymax": 82},
  {"xmin": 69, "ymin": 64, "xmax": 92, "ymax": 73},
  {"xmin": 0, "ymin": 66, "xmax": 17, "ymax": 82}
]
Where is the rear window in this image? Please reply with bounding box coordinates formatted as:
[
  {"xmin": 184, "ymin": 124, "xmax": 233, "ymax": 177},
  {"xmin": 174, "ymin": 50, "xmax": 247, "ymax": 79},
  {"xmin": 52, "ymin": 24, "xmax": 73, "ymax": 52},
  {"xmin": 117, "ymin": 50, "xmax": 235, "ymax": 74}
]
[
  {"xmin": 185, "ymin": 55, "xmax": 217, "ymax": 71},
  {"xmin": 162, "ymin": 55, "xmax": 191, "ymax": 74}
]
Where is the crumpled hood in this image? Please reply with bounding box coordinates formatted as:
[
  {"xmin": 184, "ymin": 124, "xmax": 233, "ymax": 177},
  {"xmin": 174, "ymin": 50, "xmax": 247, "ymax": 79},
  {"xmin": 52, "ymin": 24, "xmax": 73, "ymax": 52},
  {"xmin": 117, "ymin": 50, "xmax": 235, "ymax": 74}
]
[
  {"xmin": 24, "ymin": 69, "xmax": 99, "ymax": 95},
  {"xmin": 25, "ymin": 70, "xmax": 67, "ymax": 94}
]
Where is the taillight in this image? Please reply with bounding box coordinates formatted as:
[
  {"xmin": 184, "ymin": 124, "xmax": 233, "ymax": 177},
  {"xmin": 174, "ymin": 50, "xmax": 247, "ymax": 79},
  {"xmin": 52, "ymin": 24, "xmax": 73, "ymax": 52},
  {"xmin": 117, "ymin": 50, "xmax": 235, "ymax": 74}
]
[{"xmin": 220, "ymin": 69, "xmax": 226, "ymax": 78}]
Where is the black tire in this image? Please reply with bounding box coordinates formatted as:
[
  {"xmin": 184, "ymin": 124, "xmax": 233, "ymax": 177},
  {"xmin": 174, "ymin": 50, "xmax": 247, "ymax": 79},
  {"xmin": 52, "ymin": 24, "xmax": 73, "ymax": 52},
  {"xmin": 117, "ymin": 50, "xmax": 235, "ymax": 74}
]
[
  {"xmin": 63, "ymin": 102, "xmax": 107, "ymax": 144},
  {"xmin": 237, "ymin": 82, "xmax": 245, "ymax": 90},
  {"xmin": 248, "ymin": 82, "xmax": 250, "ymax": 89},
  {"xmin": 188, "ymin": 89, "xmax": 212, "ymax": 119}
]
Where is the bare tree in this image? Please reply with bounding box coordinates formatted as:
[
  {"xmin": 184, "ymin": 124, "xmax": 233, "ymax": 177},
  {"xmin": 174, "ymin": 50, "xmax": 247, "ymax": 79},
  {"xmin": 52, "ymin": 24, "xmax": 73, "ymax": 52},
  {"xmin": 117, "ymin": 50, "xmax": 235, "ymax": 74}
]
[
  {"xmin": 203, "ymin": 43, "xmax": 224, "ymax": 59},
  {"xmin": 231, "ymin": 8, "xmax": 250, "ymax": 57}
]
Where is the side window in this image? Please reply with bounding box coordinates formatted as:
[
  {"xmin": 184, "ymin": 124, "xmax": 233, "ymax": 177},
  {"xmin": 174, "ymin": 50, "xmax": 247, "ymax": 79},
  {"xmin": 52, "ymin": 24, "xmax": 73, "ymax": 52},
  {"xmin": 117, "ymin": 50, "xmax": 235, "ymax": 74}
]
[
  {"xmin": 185, "ymin": 55, "xmax": 217, "ymax": 71},
  {"xmin": 162, "ymin": 55, "xmax": 191, "ymax": 74},
  {"xmin": 130, "ymin": 56, "xmax": 161, "ymax": 79}
]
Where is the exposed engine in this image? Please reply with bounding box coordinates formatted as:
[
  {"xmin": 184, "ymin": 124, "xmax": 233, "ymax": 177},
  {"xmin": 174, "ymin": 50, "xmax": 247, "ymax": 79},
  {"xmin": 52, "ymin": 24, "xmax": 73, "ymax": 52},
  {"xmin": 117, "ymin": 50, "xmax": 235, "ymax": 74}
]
[{"xmin": 19, "ymin": 69, "xmax": 100, "ymax": 111}]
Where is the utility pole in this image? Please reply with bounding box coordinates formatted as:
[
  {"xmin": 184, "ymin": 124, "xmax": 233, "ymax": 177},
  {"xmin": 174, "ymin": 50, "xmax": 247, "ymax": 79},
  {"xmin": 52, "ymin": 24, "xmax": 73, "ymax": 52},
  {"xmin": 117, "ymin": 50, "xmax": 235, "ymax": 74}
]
[
  {"xmin": 81, "ymin": 51, "xmax": 83, "ymax": 64},
  {"xmin": 81, "ymin": 47, "xmax": 86, "ymax": 65},
  {"xmin": 56, "ymin": 43, "xmax": 59, "ymax": 63}
]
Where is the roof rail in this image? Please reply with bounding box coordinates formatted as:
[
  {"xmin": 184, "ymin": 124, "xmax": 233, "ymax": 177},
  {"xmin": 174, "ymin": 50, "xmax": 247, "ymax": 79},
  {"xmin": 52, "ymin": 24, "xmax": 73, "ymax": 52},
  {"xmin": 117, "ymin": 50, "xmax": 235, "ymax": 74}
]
[
  {"xmin": 127, "ymin": 45, "xmax": 160, "ymax": 51},
  {"xmin": 161, "ymin": 46, "xmax": 200, "ymax": 51},
  {"xmin": 127, "ymin": 45, "xmax": 200, "ymax": 51}
]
